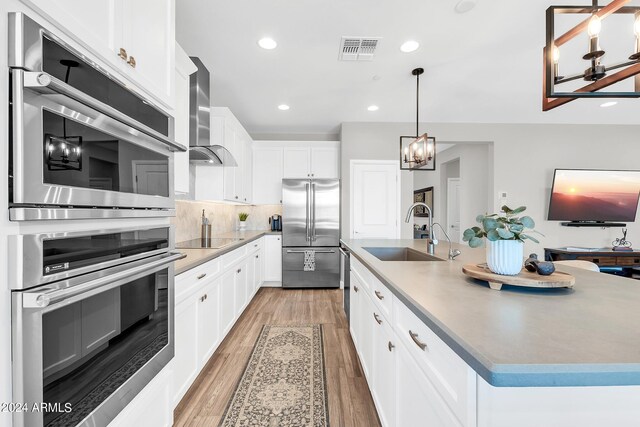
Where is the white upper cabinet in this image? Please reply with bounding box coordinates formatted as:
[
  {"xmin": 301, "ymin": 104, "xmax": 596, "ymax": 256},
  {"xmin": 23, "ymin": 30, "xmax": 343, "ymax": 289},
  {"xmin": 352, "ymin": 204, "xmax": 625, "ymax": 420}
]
[
  {"xmin": 252, "ymin": 147, "xmax": 284, "ymax": 205},
  {"xmin": 252, "ymin": 141, "xmax": 340, "ymax": 204},
  {"xmin": 310, "ymin": 146, "xmax": 340, "ymax": 178},
  {"xmin": 193, "ymin": 109, "xmax": 253, "ymax": 204},
  {"xmin": 173, "ymin": 44, "xmax": 197, "ymax": 195},
  {"xmin": 21, "ymin": 0, "xmax": 175, "ymax": 108},
  {"xmin": 283, "ymin": 147, "xmax": 311, "ymax": 179},
  {"xmin": 281, "ymin": 142, "xmax": 340, "ymax": 179}
]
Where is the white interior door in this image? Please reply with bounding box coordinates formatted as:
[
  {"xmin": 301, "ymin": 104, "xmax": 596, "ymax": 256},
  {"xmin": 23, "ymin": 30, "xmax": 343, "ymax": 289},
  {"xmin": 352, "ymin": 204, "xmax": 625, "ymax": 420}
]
[
  {"xmin": 351, "ymin": 161, "xmax": 399, "ymax": 239},
  {"xmin": 447, "ymin": 178, "xmax": 461, "ymax": 243},
  {"xmin": 134, "ymin": 162, "xmax": 169, "ymax": 196}
]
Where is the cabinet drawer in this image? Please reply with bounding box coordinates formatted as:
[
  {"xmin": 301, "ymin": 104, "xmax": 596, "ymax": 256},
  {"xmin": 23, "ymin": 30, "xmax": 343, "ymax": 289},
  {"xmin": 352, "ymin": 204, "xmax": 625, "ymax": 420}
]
[
  {"xmin": 222, "ymin": 246, "xmax": 248, "ymax": 268},
  {"xmin": 350, "ymin": 257, "xmax": 372, "ymax": 291},
  {"xmin": 369, "ymin": 275, "xmax": 394, "ymax": 324},
  {"xmin": 248, "ymin": 238, "xmax": 264, "ymax": 253},
  {"xmin": 175, "ymin": 258, "xmax": 221, "ymax": 302},
  {"xmin": 576, "ymin": 256, "xmax": 617, "ymax": 266},
  {"xmin": 393, "ymin": 298, "xmax": 475, "ymax": 425},
  {"xmin": 617, "ymin": 256, "xmax": 640, "ymax": 266}
]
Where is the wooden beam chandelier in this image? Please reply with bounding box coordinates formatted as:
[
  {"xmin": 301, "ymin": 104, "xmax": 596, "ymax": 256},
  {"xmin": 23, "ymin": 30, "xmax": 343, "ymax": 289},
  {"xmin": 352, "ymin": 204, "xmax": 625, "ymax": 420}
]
[{"xmin": 543, "ymin": 0, "xmax": 640, "ymax": 111}]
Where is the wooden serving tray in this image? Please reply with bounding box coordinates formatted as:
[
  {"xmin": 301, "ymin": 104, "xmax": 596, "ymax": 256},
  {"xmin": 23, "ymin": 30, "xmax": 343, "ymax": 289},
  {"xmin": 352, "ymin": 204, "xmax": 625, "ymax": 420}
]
[{"xmin": 462, "ymin": 263, "xmax": 575, "ymax": 291}]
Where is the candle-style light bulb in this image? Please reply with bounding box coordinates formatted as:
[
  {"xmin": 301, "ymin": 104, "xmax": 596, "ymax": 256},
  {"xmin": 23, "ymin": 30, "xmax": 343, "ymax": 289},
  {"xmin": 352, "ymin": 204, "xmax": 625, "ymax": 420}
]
[
  {"xmin": 588, "ymin": 14, "xmax": 602, "ymax": 38},
  {"xmin": 629, "ymin": 15, "xmax": 640, "ymax": 60},
  {"xmin": 552, "ymin": 45, "xmax": 560, "ymax": 64}
]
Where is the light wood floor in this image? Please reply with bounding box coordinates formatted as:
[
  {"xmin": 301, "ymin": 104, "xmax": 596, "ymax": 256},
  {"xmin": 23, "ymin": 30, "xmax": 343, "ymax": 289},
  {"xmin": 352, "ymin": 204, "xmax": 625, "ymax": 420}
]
[{"xmin": 173, "ymin": 287, "xmax": 381, "ymax": 427}]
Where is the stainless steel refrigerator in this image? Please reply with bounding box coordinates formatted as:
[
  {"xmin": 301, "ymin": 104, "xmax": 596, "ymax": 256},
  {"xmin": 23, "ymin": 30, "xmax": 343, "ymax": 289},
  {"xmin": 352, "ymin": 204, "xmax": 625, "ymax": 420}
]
[{"xmin": 282, "ymin": 179, "xmax": 340, "ymax": 288}]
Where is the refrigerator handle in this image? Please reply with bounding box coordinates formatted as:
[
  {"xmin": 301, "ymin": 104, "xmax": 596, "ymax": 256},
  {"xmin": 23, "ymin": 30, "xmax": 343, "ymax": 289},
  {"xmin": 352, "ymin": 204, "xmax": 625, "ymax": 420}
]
[
  {"xmin": 311, "ymin": 182, "xmax": 317, "ymax": 241},
  {"xmin": 305, "ymin": 182, "xmax": 311, "ymax": 241}
]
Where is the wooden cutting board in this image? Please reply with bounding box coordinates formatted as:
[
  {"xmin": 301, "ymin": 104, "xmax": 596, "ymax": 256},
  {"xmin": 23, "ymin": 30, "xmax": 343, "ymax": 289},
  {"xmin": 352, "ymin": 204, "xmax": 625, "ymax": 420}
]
[{"xmin": 462, "ymin": 263, "xmax": 575, "ymax": 291}]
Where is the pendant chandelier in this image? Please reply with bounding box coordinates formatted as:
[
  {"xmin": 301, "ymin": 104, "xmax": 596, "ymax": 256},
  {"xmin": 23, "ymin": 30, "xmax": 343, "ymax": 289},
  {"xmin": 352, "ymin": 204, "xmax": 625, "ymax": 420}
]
[
  {"xmin": 400, "ymin": 68, "xmax": 436, "ymax": 171},
  {"xmin": 543, "ymin": 0, "xmax": 640, "ymax": 111}
]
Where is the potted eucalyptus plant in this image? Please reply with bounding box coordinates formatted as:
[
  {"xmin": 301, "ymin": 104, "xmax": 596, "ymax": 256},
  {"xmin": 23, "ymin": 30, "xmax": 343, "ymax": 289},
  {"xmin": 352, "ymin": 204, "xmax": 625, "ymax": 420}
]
[
  {"xmin": 238, "ymin": 212, "xmax": 249, "ymax": 231},
  {"xmin": 463, "ymin": 206, "xmax": 541, "ymax": 275}
]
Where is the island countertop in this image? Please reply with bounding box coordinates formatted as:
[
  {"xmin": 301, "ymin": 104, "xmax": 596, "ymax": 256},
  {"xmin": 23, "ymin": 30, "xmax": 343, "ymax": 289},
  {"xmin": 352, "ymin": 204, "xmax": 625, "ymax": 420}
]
[{"xmin": 340, "ymin": 238, "xmax": 640, "ymax": 387}]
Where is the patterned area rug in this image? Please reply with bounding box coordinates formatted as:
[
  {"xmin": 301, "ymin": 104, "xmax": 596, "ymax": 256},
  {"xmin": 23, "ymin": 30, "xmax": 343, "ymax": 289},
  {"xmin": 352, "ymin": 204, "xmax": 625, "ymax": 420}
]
[{"xmin": 220, "ymin": 324, "xmax": 329, "ymax": 427}]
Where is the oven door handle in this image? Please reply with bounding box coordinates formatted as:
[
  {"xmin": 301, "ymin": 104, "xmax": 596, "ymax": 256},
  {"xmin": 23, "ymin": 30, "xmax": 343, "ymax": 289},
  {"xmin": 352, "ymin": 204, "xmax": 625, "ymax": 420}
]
[
  {"xmin": 22, "ymin": 252, "xmax": 186, "ymax": 309},
  {"xmin": 19, "ymin": 70, "xmax": 186, "ymax": 153}
]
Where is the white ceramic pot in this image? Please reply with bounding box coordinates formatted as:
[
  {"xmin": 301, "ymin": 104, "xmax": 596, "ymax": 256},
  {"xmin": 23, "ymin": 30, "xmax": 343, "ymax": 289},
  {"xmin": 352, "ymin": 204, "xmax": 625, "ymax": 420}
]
[
  {"xmin": 486, "ymin": 240, "xmax": 524, "ymax": 275},
  {"xmin": 239, "ymin": 222, "xmax": 247, "ymax": 231}
]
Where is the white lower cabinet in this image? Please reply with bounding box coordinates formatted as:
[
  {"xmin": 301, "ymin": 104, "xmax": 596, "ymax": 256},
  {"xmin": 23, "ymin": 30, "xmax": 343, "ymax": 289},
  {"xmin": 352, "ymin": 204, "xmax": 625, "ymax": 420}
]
[
  {"xmin": 395, "ymin": 341, "xmax": 462, "ymax": 427},
  {"xmin": 173, "ymin": 289, "xmax": 199, "ymax": 406},
  {"xmin": 234, "ymin": 261, "xmax": 249, "ymax": 314},
  {"xmin": 172, "ymin": 237, "xmax": 266, "ymax": 412},
  {"xmin": 349, "ymin": 256, "xmax": 475, "ymax": 427},
  {"xmin": 264, "ymin": 235, "xmax": 282, "ymax": 283},
  {"xmin": 371, "ymin": 313, "xmax": 396, "ymax": 427},
  {"xmin": 220, "ymin": 268, "xmax": 237, "ymax": 336},
  {"xmin": 109, "ymin": 367, "xmax": 173, "ymax": 427},
  {"xmin": 197, "ymin": 278, "xmax": 221, "ymax": 366}
]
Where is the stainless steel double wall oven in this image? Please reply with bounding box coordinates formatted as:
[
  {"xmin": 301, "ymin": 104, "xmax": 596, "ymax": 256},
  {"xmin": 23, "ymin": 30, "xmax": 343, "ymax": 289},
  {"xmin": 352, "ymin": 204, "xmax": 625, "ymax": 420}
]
[{"xmin": 8, "ymin": 12, "xmax": 186, "ymax": 427}]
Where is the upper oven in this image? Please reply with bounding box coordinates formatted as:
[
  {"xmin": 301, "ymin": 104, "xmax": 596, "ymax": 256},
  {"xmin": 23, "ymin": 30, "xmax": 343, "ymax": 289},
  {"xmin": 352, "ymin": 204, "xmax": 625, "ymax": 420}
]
[{"xmin": 8, "ymin": 13, "xmax": 186, "ymax": 221}]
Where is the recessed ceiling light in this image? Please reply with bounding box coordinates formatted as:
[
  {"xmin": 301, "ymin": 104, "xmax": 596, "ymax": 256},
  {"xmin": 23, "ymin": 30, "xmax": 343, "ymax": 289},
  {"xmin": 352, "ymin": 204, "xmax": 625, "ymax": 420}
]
[
  {"xmin": 400, "ymin": 40, "xmax": 420, "ymax": 53},
  {"xmin": 278, "ymin": 104, "xmax": 290, "ymax": 111},
  {"xmin": 367, "ymin": 105, "xmax": 379, "ymax": 111},
  {"xmin": 600, "ymin": 101, "xmax": 617, "ymax": 108},
  {"xmin": 455, "ymin": 0, "xmax": 477, "ymax": 13},
  {"xmin": 258, "ymin": 37, "xmax": 277, "ymax": 50}
]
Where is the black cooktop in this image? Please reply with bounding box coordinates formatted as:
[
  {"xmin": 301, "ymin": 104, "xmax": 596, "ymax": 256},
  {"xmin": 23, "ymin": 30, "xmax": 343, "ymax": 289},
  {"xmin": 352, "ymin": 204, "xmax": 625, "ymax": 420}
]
[{"xmin": 176, "ymin": 238, "xmax": 243, "ymax": 249}]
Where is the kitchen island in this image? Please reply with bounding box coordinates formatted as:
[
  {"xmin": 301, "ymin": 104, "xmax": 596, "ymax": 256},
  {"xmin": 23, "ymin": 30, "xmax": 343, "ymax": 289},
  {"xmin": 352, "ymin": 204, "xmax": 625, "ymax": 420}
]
[{"xmin": 341, "ymin": 238, "xmax": 640, "ymax": 427}]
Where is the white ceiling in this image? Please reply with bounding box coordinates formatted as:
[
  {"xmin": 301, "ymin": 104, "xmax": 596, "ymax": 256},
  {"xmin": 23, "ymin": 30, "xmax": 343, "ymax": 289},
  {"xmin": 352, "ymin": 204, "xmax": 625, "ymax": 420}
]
[{"xmin": 176, "ymin": 0, "xmax": 640, "ymax": 136}]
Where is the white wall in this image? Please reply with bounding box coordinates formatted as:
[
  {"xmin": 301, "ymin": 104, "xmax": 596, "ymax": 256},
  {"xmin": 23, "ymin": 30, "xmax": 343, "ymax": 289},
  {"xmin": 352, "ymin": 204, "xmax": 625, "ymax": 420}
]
[
  {"xmin": 413, "ymin": 144, "xmax": 491, "ymax": 241},
  {"xmin": 340, "ymin": 122, "xmax": 418, "ymax": 239},
  {"xmin": 342, "ymin": 121, "xmax": 640, "ymax": 256}
]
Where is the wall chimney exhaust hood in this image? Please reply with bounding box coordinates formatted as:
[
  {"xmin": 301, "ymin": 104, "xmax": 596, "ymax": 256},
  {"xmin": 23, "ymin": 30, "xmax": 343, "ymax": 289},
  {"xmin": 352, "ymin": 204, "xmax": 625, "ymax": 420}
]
[{"xmin": 188, "ymin": 57, "xmax": 237, "ymax": 166}]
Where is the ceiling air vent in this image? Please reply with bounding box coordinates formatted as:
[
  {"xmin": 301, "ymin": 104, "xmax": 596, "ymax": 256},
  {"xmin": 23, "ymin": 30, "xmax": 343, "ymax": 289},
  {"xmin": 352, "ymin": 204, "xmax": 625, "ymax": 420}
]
[{"xmin": 339, "ymin": 37, "xmax": 381, "ymax": 61}]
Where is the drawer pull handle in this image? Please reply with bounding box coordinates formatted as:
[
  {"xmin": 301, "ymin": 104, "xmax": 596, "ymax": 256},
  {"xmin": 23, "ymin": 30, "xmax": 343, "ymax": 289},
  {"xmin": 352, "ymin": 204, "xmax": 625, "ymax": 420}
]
[
  {"xmin": 118, "ymin": 47, "xmax": 128, "ymax": 60},
  {"xmin": 373, "ymin": 312, "xmax": 382, "ymax": 325},
  {"xmin": 204, "ymin": 294, "xmax": 207, "ymax": 300},
  {"xmin": 354, "ymin": 285, "xmax": 359, "ymax": 293},
  {"xmin": 409, "ymin": 330, "xmax": 427, "ymax": 350},
  {"xmin": 127, "ymin": 55, "xmax": 136, "ymax": 68},
  {"xmin": 388, "ymin": 341, "xmax": 395, "ymax": 352},
  {"xmin": 197, "ymin": 273, "xmax": 207, "ymax": 280},
  {"xmin": 374, "ymin": 290, "xmax": 384, "ymax": 300}
]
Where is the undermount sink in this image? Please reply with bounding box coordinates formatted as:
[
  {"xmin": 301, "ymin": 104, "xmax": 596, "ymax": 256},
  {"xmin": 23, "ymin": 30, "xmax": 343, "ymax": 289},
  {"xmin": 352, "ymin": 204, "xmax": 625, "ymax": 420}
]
[{"xmin": 363, "ymin": 247, "xmax": 444, "ymax": 262}]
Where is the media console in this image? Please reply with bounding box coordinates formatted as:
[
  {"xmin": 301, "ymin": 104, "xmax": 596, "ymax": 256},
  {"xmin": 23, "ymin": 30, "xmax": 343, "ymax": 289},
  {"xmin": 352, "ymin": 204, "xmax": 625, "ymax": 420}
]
[{"xmin": 545, "ymin": 247, "xmax": 640, "ymax": 279}]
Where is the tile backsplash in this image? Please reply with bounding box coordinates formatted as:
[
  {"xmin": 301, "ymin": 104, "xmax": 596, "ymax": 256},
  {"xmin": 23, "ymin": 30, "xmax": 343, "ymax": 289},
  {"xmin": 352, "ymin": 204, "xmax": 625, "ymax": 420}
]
[{"xmin": 172, "ymin": 200, "xmax": 282, "ymax": 242}]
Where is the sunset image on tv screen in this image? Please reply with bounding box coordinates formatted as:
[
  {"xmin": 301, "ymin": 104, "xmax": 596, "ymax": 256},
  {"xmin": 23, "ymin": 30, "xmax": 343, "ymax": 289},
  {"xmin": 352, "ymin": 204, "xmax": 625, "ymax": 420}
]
[{"xmin": 548, "ymin": 170, "xmax": 640, "ymax": 221}]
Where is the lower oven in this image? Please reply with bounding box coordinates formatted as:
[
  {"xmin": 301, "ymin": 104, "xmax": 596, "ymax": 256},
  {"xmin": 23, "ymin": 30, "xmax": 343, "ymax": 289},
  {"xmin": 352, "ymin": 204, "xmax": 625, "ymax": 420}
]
[{"xmin": 10, "ymin": 227, "xmax": 184, "ymax": 427}]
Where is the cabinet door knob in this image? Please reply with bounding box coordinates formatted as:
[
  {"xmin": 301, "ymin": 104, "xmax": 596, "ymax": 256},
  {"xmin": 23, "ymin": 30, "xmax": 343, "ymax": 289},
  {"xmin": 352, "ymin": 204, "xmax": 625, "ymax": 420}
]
[
  {"xmin": 118, "ymin": 47, "xmax": 128, "ymax": 60},
  {"xmin": 237, "ymin": 268, "xmax": 242, "ymax": 273},
  {"xmin": 374, "ymin": 290, "xmax": 384, "ymax": 300},
  {"xmin": 388, "ymin": 341, "xmax": 395, "ymax": 352},
  {"xmin": 197, "ymin": 273, "xmax": 207, "ymax": 280},
  {"xmin": 127, "ymin": 55, "xmax": 136, "ymax": 68},
  {"xmin": 256, "ymin": 255, "xmax": 259, "ymax": 258},
  {"xmin": 409, "ymin": 330, "xmax": 427, "ymax": 351},
  {"xmin": 204, "ymin": 294, "xmax": 208, "ymax": 300},
  {"xmin": 354, "ymin": 285, "xmax": 359, "ymax": 292},
  {"xmin": 373, "ymin": 312, "xmax": 382, "ymax": 325}
]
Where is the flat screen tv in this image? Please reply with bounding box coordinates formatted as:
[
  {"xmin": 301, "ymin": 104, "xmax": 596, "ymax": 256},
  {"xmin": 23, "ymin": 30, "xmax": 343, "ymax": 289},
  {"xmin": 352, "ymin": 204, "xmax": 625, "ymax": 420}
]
[{"xmin": 548, "ymin": 169, "xmax": 640, "ymax": 225}]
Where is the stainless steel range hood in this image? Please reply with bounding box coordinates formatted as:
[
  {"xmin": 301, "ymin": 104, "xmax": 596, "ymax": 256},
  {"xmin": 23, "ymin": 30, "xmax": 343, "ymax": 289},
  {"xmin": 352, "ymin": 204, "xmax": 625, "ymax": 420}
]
[{"xmin": 188, "ymin": 57, "xmax": 237, "ymax": 166}]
